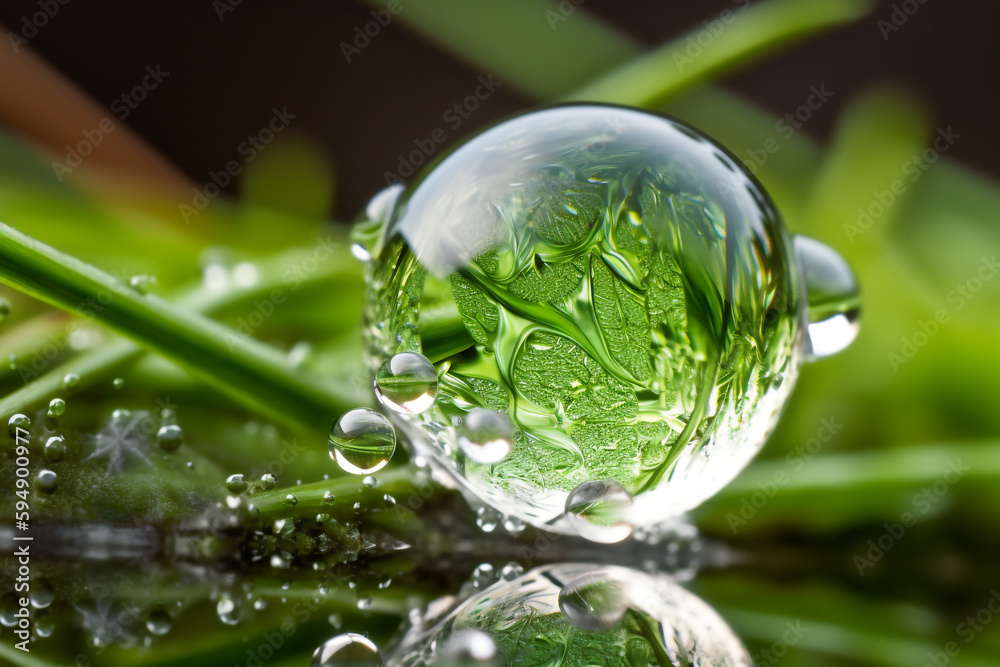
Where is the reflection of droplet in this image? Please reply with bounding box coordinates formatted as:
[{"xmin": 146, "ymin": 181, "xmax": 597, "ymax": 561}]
[
  {"xmin": 794, "ymin": 235, "xmax": 861, "ymax": 359},
  {"xmin": 146, "ymin": 608, "xmax": 172, "ymax": 635},
  {"xmin": 375, "ymin": 352, "xmax": 438, "ymax": 414},
  {"xmin": 458, "ymin": 409, "xmax": 513, "ymax": 464},
  {"xmin": 440, "ymin": 630, "xmax": 498, "ymax": 667},
  {"xmin": 329, "ymin": 408, "xmax": 396, "ymax": 475},
  {"xmin": 558, "ymin": 571, "xmax": 629, "ymax": 630},
  {"xmin": 311, "ymin": 633, "xmax": 383, "ymax": 667},
  {"xmin": 565, "ymin": 480, "xmax": 634, "ymax": 543}
]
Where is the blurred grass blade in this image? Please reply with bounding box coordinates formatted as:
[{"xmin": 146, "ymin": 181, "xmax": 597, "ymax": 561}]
[
  {"xmin": 564, "ymin": 0, "xmax": 871, "ymax": 107},
  {"xmin": 0, "ymin": 223, "xmax": 359, "ymax": 434},
  {"xmin": 362, "ymin": 0, "xmax": 637, "ymax": 99}
]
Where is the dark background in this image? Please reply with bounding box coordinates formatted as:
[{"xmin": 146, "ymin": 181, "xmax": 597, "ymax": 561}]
[{"xmin": 0, "ymin": 0, "xmax": 993, "ymax": 216}]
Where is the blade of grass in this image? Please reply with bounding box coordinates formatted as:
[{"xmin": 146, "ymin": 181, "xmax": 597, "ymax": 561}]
[
  {"xmin": 0, "ymin": 223, "xmax": 364, "ymax": 435},
  {"xmin": 562, "ymin": 0, "xmax": 871, "ymax": 107}
]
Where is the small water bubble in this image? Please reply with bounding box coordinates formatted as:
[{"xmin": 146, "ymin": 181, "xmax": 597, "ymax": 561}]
[
  {"xmin": 374, "ymin": 352, "xmax": 438, "ymax": 414},
  {"xmin": 357, "ymin": 597, "xmax": 372, "ymax": 611},
  {"xmin": 322, "ymin": 490, "xmax": 336, "ymax": 504},
  {"xmin": 287, "ymin": 341, "xmax": 313, "ymax": 368},
  {"xmin": 246, "ymin": 504, "xmax": 259, "ymax": 519},
  {"xmin": 36, "ymin": 469, "xmax": 58, "ymax": 493},
  {"xmin": 500, "ymin": 563, "xmax": 524, "ymax": 581},
  {"xmin": 157, "ymin": 424, "xmax": 184, "ymax": 451},
  {"xmin": 35, "ymin": 614, "xmax": 55, "ymax": 638},
  {"xmin": 328, "ymin": 613, "xmax": 342, "ymax": 630},
  {"xmin": 557, "ymin": 571, "xmax": 629, "ymax": 630},
  {"xmin": 29, "ymin": 579, "xmax": 54, "ymax": 609},
  {"xmin": 362, "ymin": 475, "xmax": 378, "ymax": 489},
  {"xmin": 502, "ymin": 515, "xmax": 525, "ymax": 535},
  {"xmin": 316, "ymin": 513, "xmax": 330, "ymax": 523},
  {"xmin": 47, "ymin": 398, "xmax": 66, "ymax": 417},
  {"xmin": 0, "ymin": 298, "xmax": 10, "ymax": 321},
  {"xmin": 458, "ymin": 409, "xmax": 513, "ymax": 464},
  {"xmin": 0, "ymin": 596, "xmax": 17, "ymax": 626},
  {"xmin": 475, "ymin": 507, "xmax": 500, "ymax": 533},
  {"xmin": 216, "ymin": 595, "xmax": 243, "ymax": 626},
  {"xmin": 382, "ymin": 494, "xmax": 396, "ymax": 508},
  {"xmin": 285, "ymin": 494, "xmax": 299, "ymax": 506},
  {"xmin": 329, "ymin": 408, "xmax": 396, "ymax": 475},
  {"xmin": 253, "ymin": 598, "xmax": 268, "ymax": 611},
  {"xmin": 225, "ymin": 474, "xmax": 248, "ymax": 494},
  {"xmin": 129, "ymin": 275, "xmax": 156, "ymax": 294},
  {"xmin": 113, "ymin": 377, "xmax": 125, "ymax": 390},
  {"xmin": 795, "ymin": 235, "xmax": 861, "ymax": 359},
  {"xmin": 44, "ymin": 436, "xmax": 66, "ymax": 462},
  {"xmin": 260, "ymin": 473, "xmax": 277, "ymax": 490},
  {"xmin": 62, "ymin": 373, "xmax": 80, "ymax": 389},
  {"xmin": 311, "ymin": 633, "xmax": 382, "ymax": 667},
  {"xmin": 440, "ymin": 630, "xmax": 498, "ymax": 667},
  {"xmin": 471, "ymin": 563, "xmax": 496, "ymax": 589},
  {"xmin": 565, "ymin": 480, "xmax": 634, "ymax": 544},
  {"xmin": 146, "ymin": 608, "xmax": 172, "ymax": 636},
  {"xmin": 7, "ymin": 413, "xmax": 29, "ymax": 438}
]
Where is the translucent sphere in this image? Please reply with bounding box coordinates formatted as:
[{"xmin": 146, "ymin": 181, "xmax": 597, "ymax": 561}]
[
  {"xmin": 361, "ymin": 104, "xmax": 856, "ymax": 535},
  {"xmin": 389, "ymin": 563, "xmax": 751, "ymax": 666}
]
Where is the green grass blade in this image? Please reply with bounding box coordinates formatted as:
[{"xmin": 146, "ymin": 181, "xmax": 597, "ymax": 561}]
[{"xmin": 0, "ymin": 223, "xmax": 361, "ymax": 435}]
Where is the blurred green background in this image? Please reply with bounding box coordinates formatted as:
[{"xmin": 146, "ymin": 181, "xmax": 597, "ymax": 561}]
[{"xmin": 1, "ymin": 1, "xmax": 999, "ymax": 665}]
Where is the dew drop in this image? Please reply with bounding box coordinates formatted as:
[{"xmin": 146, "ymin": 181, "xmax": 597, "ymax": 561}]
[
  {"xmin": 322, "ymin": 490, "xmax": 336, "ymax": 504},
  {"xmin": 0, "ymin": 298, "xmax": 10, "ymax": 321},
  {"xmin": 7, "ymin": 413, "xmax": 29, "ymax": 438},
  {"xmin": 458, "ymin": 409, "xmax": 513, "ymax": 464},
  {"xmin": 329, "ymin": 408, "xmax": 396, "ymax": 475},
  {"xmin": 471, "ymin": 563, "xmax": 496, "ymax": 589},
  {"xmin": 62, "ymin": 373, "xmax": 80, "ymax": 389},
  {"xmin": 357, "ymin": 597, "xmax": 372, "ymax": 611},
  {"xmin": 362, "ymin": 475, "xmax": 378, "ymax": 489},
  {"xmin": 374, "ymin": 352, "xmax": 438, "ymax": 414},
  {"xmin": 225, "ymin": 474, "xmax": 248, "ymax": 494},
  {"xmin": 565, "ymin": 480, "xmax": 634, "ymax": 543},
  {"xmin": 29, "ymin": 579, "xmax": 54, "ymax": 609},
  {"xmin": 47, "ymin": 398, "xmax": 66, "ymax": 417},
  {"xmin": 35, "ymin": 614, "xmax": 55, "ymax": 638},
  {"xmin": 113, "ymin": 377, "xmax": 125, "ymax": 390},
  {"xmin": 157, "ymin": 424, "xmax": 184, "ymax": 451},
  {"xmin": 36, "ymin": 469, "xmax": 58, "ymax": 494},
  {"xmin": 285, "ymin": 494, "xmax": 299, "ymax": 506},
  {"xmin": 794, "ymin": 235, "xmax": 861, "ymax": 359},
  {"xmin": 216, "ymin": 595, "xmax": 243, "ymax": 626},
  {"xmin": 146, "ymin": 608, "xmax": 172, "ymax": 636},
  {"xmin": 557, "ymin": 571, "xmax": 629, "ymax": 630},
  {"xmin": 500, "ymin": 563, "xmax": 524, "ymax": 581},
  {"xmin": 129, "ymin": 275, "xmax": 155, "ymax": 294},
  {"xmin": 44, "ymin": 436, "xmax": 66, "ymax": 462},
  {"xmin": 440, "ymin": 630, "xmax": 499, "ymax": 667},
  {"xmin": 311, "ymin": 633, "xmax": 383, "ymax": 667},
  {"xmin": 475, "ymin": 506, "xmax": 500, "ymax": 533},
  {"xmin": 260, "ymin": 473, "xmax": 277, "ymax": 490}
]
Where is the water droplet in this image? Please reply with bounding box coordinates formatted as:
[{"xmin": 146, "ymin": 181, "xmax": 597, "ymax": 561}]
[
  {"xmin": 47, "ymin": 398, "xmax": 66, "ymax": 417},
  {"xmin": 316, "ymin": 513, "xmax": 330, "ymax": 523},
  {"xmin": 36, "ymin": 469, "xmax": 58, "ymax": 493},
  {"xmin": 374, "ymin": 352, "xmax": 438, "ymax": 414},
  {"xmin": 113, "ymin": 377, "xmax": 125, "ymax": 390},
  {"xmin": 225, "ymin": 474, "xmax": 247, "ymax": 494},
  {"xmin": 129, "ymin": 275, "xmax": 155, "ymax": 294},
  {"xmin": 62, "ymin": 373, "xmax": 80, "ymax": 389},
  {"xmin": 217, "ymin": 595, "xmax": 243, "ymax": 626},
  {"xmin": 288, "ymin": 341, "xmax": 313, "ymax": 368},
  {"xmin": 328, "ymin": 613, "xmax": 342, "ymax": 630},
  {"xmin": 502, "ymin": 515, "xmax": 525, "ymax": 535},
  {"xmin": 7, "ymin": 413, "xmax": 29, "ymax": 438},
  {"xmin": 261, "ymin": 473, "xmax": 277, "ymax": 490},
  {"xmin": 0, "ymin": 596, "xmax": 17, "ymax": 627},
  {"xmin": 322, "ymin": 490, "xmax": 336, "ymax": 504},
  {"xmin": 362, "ymin": 475, "xmax": 378, "ymax": 489},
  {"xmin": 795, "ymin": 235, "xmax": 861, "ymax": 359},
  {"xmin": 253, "ymin": 598, "xmax": 268, "ymax": 611},
  {"xmin": 285, "ymin": 494, "xmax": 299, "ymax": 506},
  {"xmin": 0, "ymin": 298, "xmax": 10, "ymax": 321},
  {"xmin": 475, "ymin": 507, "xmax": 500, "ymax": 533},
  {"xmin": 311, "ymin": 633, "xmax": 383, "ymax": 667},
  {"xmin": 565, "ymin": 480, "xmax": 634, "ymax": 543},
  {"xmin": 329, "ymin": 408, "xmax": 396, "ymax": 475},
  {"xmin": 557, "ymin": 571, "xmax": 629, "ymax": 630},
  {"xmin": 146, "ymin": 608, "xmax": 172, "ymax": 635},
  {"xmin": 35, "ymin": 614, "xmax": 55, "ymax": 638},
  {"xmin": 471, "ymin": 563, "xmax": 496, "ymax": 589},
  {"xmin": 351, "ymin": 243, "xmax": 372, "ymax": 262},
  {"xmin": 500, "ymin": 563, "xmax": 523, "ymax": 581},
  {"xmin": 357, "ymin": 597, "xmax": 372, "ymax": 611},
  {"xmin": 29, "ymin": 579, "xmax": 54, "ymax": 609},
  {"xmin": 232, "ymin": 262, "xmax": 260, "ymax": 287},
  {"xmin": 44, "ymin": 436, "xmax": 66, "ymax": 462},
  {"xmin": 440, "ymin": 630, "xmax": 498, "ymax": 667},
  {"xmin": 157, "ymin": 424, "xmax": 184, "ymax": 451},
  {"xmin": 458, "ymin": 409, "xmax": 513, "ymax": 464}
]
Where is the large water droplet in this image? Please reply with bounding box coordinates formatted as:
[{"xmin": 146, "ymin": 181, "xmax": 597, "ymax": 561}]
[
  {"xmin": 311, "ymin": 633, "xmax": 383, "ymax": 667},
  {"xmin": 458, "ymin": 409, "xmax": 513, "ymax": 464},
  {"xmin": 795, "ymin": 235, "xmax": 861, "ymax": 359},
  {"xmin": 329, "ymin": 408, "xmax": 396, "ymax": 475},
  {"xmin": 557, "ymin": 571, "xmax": 629, "ymax": 630},
  {"xmin": 440, "ymin": 630, "xmax": 499, "ymax": 667},
  {"xmin": 565, "ymin": 480, "xmax": 634, "ymax": 543},
  {"xmin": 225, "ymin": 474, "xmax": 248, "ymax": 494},
  {"xmin": 157, "ymin": 425, "xmax": 184, "ymax": 451},
  {"xmin": 374, "ymin": 352, "xmax": 438, "ymax": 414}
]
